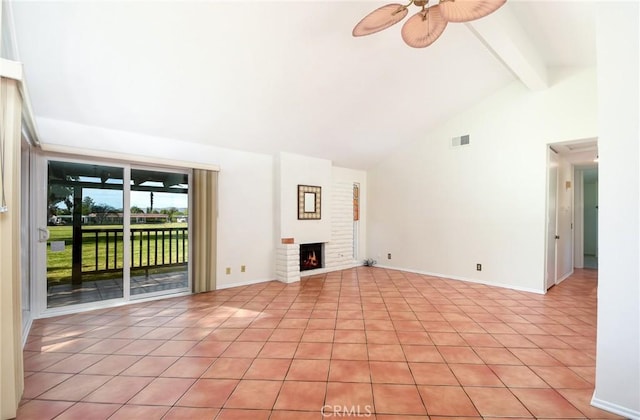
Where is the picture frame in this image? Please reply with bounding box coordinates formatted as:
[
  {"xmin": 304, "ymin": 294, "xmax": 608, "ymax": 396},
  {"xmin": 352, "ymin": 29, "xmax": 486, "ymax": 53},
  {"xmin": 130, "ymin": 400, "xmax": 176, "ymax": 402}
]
[{"xmin": 297, "ymin": 185, "xmax": 321, "ymax": 220}]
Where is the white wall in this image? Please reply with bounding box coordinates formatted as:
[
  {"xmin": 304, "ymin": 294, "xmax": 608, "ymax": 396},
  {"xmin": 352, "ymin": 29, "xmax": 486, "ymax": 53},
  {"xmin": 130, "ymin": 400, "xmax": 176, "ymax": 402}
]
[
  {"xmin": 35, "ymin": 117, "xmax": 276, "ymax": 289},
  {"xmin": 276, "ymin": 152, "xmax": 332, "ymax": 245},
  {"xmin": 367, "ymin": 67, "xmax": 597, "ymax": 293},
  {"xmin": 216, "ymin": 150, "xmax": 274, "ymax": 288},
  {"xmin": 1, "ymin": 0, "xmax": 17, "ymax": 60},
  {"xmin": 556, "ymin": 155, "xmax": 574, "ymax": 282},
  {"xmin": 592, "ymin": 2, "xmax": 640, "ymax": 418}
]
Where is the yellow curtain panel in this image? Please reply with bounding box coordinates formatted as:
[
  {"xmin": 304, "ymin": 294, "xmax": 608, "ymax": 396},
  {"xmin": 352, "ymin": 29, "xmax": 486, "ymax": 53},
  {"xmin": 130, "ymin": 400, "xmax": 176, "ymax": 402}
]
[
  {"xmin": 191, "ymin": 169, "xmax": 218, "ymax": 293},
  {"xmin": 0, "ymin": 76, "xmax": 25, "ymax": 420}
]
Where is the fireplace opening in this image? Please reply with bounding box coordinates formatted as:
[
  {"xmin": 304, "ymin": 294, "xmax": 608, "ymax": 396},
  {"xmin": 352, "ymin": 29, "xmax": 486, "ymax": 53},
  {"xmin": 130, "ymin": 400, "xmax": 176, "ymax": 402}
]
[{"xmin": 300, "ymin": 243, "xmax": 323, "ymax": 271}]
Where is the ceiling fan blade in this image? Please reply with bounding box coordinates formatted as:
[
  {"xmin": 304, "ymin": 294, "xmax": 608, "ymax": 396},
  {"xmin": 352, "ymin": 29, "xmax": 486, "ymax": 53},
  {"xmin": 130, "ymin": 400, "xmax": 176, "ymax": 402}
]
[
  {"xmin": 439, "ymin": 0, "xmax": 506, "ymax": 23},
  {"xmin": 353, "ymin": 3, "xmax": 409, "ymax": 37},
  {"xmin": 401, "ymin": 5, "xmax": 448, "ymax": 48}
]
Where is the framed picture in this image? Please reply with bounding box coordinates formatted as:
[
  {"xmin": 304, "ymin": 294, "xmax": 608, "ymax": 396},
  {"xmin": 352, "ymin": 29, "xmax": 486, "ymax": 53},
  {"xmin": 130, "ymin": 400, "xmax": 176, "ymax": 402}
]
[{"xmin": 298, "ymin": 185, "xmax": 321, "ymax": 220}]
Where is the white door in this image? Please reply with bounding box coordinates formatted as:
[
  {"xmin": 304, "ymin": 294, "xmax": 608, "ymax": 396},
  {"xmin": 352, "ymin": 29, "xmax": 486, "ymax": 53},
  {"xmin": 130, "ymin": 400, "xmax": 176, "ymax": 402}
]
[{"xmin": 545, "ymin": 148, "xmax": 559, "ymax": 290}]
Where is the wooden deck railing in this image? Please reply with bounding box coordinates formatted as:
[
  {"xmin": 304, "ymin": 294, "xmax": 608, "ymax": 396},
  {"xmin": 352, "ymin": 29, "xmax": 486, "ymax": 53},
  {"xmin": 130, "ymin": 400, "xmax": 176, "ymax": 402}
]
[{"xmin": 81, "ymin": 227, "xmax": 188, "ymax": 274}]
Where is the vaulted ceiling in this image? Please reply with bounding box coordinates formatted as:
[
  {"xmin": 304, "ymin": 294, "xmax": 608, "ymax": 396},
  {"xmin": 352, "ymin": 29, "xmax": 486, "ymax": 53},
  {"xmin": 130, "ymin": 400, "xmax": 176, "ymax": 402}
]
[{"xmin": 7, "ymin": 1, "xmax": 596, "ymax": 169}]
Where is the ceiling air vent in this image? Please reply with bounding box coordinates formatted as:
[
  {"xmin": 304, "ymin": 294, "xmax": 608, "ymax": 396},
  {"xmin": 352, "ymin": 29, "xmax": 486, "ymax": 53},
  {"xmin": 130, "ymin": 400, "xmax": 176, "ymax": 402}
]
[{"xmin": 451, "ymin": 134, "xmax": 470, "ymax": 147}]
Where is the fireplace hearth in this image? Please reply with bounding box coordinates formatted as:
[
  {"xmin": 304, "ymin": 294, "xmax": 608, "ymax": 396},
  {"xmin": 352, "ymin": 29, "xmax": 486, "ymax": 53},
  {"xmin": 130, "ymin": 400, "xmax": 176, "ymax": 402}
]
[{"xmin": 300, "ymin": 243, "xmax": 323, "ymax": 271}]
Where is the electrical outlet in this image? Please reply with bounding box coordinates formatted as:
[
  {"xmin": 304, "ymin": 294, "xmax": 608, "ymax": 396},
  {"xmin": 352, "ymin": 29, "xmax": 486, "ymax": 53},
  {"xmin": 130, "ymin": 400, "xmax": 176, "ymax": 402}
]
[
  {"xmin": 226, "ymin": 267, "xmax": 231, "ymax": 275},
  {"xmin": 476, "ymin": 264, "xmax": 482, "ymax": 271},
  {"xmin": 387, "ymin": 253, "xmax": 392, "ymax": 259},
  {"xmin": 241, "ymin": 265, "xmax": 246, "ymax": 273}
]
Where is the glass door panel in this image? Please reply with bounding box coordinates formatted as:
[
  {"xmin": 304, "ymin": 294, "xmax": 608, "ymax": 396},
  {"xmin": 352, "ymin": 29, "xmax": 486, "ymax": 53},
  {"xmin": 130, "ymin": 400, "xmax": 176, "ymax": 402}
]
[
  {"xmin": 129, "ymin": 168, "xmax": 189, "ymax": 297},
  {"xmin": 47, "ymin": 161, "xmax": 124, "ymax": 308}
]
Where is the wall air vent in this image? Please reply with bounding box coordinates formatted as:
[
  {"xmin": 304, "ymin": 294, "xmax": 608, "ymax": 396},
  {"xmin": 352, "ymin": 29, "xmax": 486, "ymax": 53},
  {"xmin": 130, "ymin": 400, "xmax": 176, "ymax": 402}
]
[{"xmin": 451, "ymin": 135, "xmax": 470, "ymax": 147}]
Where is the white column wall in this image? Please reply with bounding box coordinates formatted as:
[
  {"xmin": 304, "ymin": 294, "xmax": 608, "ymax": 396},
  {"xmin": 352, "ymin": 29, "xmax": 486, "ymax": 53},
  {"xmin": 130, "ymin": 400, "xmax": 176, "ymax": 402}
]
[
  {"xmin": 326, "ymin": 166, "xmax": 367, "ymax": 270},
  {"xmin": 592, "ymin": 2, "xmax": 640, "ymax": 418},
  {"xmin": 276, "ymin": 152, "xmax": 332, "ymax": 245},
  {"xmin": 325, "ymin": 179, "xmax": 354, "ymax": 270}
]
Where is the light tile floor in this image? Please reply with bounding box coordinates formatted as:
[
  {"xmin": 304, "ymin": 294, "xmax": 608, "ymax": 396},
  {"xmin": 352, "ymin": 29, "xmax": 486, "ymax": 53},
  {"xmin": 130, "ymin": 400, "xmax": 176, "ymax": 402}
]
[{"xmin": 20, "ymin": 267, "xmax": 622, "ymax": 419}]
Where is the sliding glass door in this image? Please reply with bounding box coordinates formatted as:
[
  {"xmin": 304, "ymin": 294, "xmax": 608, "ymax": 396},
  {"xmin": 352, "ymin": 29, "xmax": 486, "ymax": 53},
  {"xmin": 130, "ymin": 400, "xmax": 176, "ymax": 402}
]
[
  {"xmin": 44, "ymin": 158, "xmax": 190, "ymax": 310},
  {"xmin": 129, "ymin": 168, "xmax": 189, "ymax": 298},
  {"xmin": 46, "ymin": 161, "xmax": 125, "ymax": 308}
]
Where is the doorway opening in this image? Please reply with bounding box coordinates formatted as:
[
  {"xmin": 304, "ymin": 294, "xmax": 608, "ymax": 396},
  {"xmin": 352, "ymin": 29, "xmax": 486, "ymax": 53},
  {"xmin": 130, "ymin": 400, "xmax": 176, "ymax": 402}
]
[
  {"xmin": 545, "ymin": 138, "xmax": 598, "ymax": 291},
  {"xmin": 545, "ymin": 147, "xmax": 559, "ymax": 290},
  {"xmin": 575, "ymin": 167, "xmax": 599, "ymax": 269}
]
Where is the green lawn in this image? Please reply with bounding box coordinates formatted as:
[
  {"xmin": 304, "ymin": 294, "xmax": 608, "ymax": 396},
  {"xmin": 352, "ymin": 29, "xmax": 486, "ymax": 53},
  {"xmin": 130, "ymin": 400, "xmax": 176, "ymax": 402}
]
[{"xmin": 47, "ymin": 223, "xmax": 188, "ymax": 285}]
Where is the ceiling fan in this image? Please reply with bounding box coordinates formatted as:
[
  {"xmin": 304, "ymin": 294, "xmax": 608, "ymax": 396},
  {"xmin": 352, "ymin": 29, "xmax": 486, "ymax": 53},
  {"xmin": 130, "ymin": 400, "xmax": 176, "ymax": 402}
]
[{"xmin": 353, "ymin": 0, "xmax": 507, "ymax": 48}]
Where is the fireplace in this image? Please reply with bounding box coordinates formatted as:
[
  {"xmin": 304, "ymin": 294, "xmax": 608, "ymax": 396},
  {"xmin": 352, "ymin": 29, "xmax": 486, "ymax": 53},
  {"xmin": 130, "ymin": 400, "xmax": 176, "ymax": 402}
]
[{"xmin": 300, "ymin": 243, "xmax": 323, "ymax": 271}]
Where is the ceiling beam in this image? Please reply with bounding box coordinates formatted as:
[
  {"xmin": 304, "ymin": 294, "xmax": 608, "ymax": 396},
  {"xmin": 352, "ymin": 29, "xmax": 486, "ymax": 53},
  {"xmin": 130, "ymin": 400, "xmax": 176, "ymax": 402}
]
[{"xmin": 466, "ymin": 5, "xmax": 548, "ymax": 91}]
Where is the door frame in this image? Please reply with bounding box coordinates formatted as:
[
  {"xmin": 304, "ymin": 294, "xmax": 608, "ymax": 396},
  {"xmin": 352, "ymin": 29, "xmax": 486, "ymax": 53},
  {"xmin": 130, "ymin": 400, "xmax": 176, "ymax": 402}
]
[
  {"xmin": 544, "ymin": 139, "xmax": 598, "ymax": 288},
  {"xmin": 545, "ymin": 147, "xmax": 559, "ymax": 290},
  {"xmin": 574, "ymin": 168, "xmax": 585, "ymax": 268},
  {"xmin": 20, "ymin": 136, "xmax": 34, "ymax": 344}
]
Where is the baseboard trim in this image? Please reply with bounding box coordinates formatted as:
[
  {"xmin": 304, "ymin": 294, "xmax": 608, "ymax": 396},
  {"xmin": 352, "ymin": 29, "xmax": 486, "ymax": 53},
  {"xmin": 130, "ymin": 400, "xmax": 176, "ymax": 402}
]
[
  {"xmin": 592, "ymin": 396, "xmax": 640, "ymax": 420},
  {"xmin": 217, "ymin": 277, "xmax": 275, "ymax": 290},
  {"xmin": 374, "ymin": 264, "xmax": 545, "ymax": 295},
  {"xmin": 556, "ymin": 269, "xmax": 574, "ymax": 286},
  {"xmin": 220, "ymin": 263, "xmax": 364, "ymax": 289},
  {"xmin": 22, "ymin": 316, "xmax": 33, "ymax": 348}
]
